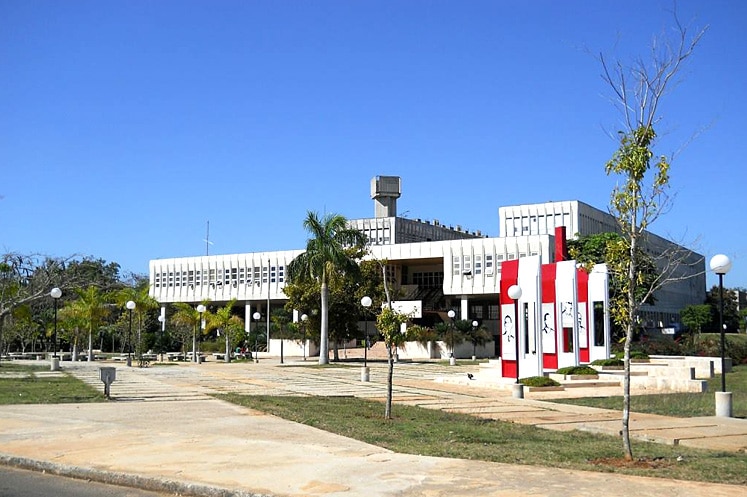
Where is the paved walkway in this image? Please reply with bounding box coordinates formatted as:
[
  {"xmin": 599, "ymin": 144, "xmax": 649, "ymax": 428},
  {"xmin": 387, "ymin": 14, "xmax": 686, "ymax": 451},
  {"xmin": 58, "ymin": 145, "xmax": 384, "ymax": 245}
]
[{"xmin": 0, "ymin": 359, "xmax": 745, "ymax": 496}]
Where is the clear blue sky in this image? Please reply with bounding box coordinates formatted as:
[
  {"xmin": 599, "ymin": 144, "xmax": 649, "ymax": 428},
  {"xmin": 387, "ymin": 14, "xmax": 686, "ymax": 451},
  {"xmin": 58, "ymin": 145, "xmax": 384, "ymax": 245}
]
[{"xmin": 2, "ymin": 1, "xmax": 745, "ymax": 290}]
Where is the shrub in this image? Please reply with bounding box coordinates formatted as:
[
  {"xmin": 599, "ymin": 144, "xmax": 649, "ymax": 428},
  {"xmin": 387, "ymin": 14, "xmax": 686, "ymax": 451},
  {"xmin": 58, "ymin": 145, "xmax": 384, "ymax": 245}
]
[
  {"xmin": 519, "ymin": 376, "xmax": 560, "ymax": 387},
  {"xmin": 696, "ymin": 334, "xmax": 747, "ymax": 365},
  {"xmin": 555, "ymin": 366, "xmax": 598, "ymax": 376},
  {"xmin": 591, "ymin": 358, "xmax": 623, "ymax": 367},
  {"xmin": 612, "ymin": 349, "xmax": 649, "ymax": 360}
]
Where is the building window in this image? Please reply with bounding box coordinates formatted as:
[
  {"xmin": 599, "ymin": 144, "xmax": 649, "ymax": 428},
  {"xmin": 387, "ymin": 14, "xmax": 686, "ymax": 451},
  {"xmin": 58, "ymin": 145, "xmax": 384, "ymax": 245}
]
[
  {"xmin": 487, "ymin": 304, "xmax": 499, "ymax": 320},
  {"xmin": 413, "ymin": 271, "xmax": 443, "ymax": 288},
  {"xmin": 474, "ymin": 255, "xmax": 482, "ymax": 275},
  {"xmin": 452, "ymin": 256, "xmax": 461, "ymax": 276}
]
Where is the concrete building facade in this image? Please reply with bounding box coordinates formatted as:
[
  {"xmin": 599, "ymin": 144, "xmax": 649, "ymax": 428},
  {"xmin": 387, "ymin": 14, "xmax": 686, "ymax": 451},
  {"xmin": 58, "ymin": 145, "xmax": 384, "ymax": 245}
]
[{"xmin": 149, "ymin": 177, "xmax": 705, "ymax": 363}]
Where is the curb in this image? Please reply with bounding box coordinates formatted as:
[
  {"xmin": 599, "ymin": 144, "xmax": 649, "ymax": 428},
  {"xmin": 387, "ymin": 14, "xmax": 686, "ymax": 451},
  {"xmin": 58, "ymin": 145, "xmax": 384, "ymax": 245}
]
[{"xmin": 0, "ymin": 454, "xmax": 272, "ymax": 497}]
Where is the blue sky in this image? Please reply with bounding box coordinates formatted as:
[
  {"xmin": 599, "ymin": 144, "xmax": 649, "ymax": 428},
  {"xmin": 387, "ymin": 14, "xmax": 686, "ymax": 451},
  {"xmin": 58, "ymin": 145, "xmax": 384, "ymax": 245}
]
[{"xmin": 1, "ymin": 0, "xmax": 745, "ymax": 290}]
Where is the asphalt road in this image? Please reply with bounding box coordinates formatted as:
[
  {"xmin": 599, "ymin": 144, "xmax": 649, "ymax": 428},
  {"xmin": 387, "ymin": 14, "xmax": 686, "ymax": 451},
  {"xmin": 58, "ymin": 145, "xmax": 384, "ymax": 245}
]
[{"xmin": 0, "ymin": 467, "xmax": 173, "ymax": 497}]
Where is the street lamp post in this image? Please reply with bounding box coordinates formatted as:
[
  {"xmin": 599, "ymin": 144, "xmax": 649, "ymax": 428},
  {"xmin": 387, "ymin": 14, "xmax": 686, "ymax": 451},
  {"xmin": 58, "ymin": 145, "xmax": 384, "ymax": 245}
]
[
  {"xmin": 157, "ymin": 314, "xmax": 165, "ymax": 363},
  {"xmin": 471, "ymin": 320, "xmax": 479, "ymax": 360},
  {"xmin": 196, "ymin": 304, "xmax": 206, "ymax": 364},
  {"xmin": 50, "ymin": 288, "xmax": 62, "ymax": 371},
  {"xmin": 361, "ymin": 296, "xmax": 372, "ymax": 382},
  {"xmin": 301, "ymin": 314, "xmax": 308, "ymax": 361},
  {"xmin": 126, "ymin": 301, "xmax": 136, "ymax": 367},
  {"xmin": 709, "ymin": 254, "xmax": 732, "ymax": 417},
  {"xmin": 507, "ymin": 284, "xmax": 523, "ymax": 399},
  {"xmin": 447, "ymin": 309, "xmax": 456, "ymax": 366},
  {"xmin": 253, "ymin": 311, "xmax": 261, "ymax": 363}
]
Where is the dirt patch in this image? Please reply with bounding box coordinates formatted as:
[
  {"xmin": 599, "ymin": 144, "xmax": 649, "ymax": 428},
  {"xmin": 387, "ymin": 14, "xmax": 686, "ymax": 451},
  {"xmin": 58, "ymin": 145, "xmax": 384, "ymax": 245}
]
[{"xmin": 591, "ymin": 456, "xmax": 674, "ymax": 469}]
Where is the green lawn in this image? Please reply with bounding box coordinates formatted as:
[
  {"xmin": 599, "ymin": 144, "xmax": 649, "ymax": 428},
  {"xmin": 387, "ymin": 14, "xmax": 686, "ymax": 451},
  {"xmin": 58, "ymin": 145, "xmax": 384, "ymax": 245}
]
[
  {"xmin": 550, "ymin": 364, "xmax": 747, "ymax": 417},
  {"xmin": 0, "ymin": 363, "xmax": 106, "ymax": 404},
  {"xmin": 216, "ymin": 393, "xmax": 747, "ymax": 486}
]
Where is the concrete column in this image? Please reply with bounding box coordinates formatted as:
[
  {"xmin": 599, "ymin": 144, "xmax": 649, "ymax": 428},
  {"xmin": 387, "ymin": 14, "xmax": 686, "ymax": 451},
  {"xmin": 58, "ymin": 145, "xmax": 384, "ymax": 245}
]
[
  {"xmin": 244, "ymin": 303, "xmax": 253, "ymax": 334},
  {"xmin": 715, "ymin": 391, "xmax": 733, "ymax": 417}
]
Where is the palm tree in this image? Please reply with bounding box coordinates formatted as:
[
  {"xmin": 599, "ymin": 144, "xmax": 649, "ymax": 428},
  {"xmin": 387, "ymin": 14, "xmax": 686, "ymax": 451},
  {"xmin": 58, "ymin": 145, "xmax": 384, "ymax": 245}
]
[
  {"xmin": 73, "ymin": 285, "xmax": 112, "ymax": 361},
  {"xmin": 287, "ymin": 211, "xmax": 367, "ymax": 365},
  {"xmin": 116, "ymin": 282, "xmax": 160, "ymax": 362},
  {"xmin": 463, "ymin": 320, "xmax": 491, "ymax": 359},
  {"xmin": 172, "ymin": 301, "xmax": 210, "ymax": 361},
  {"xmin": 57, "ymin": 301, "xmax": 87, "ymax": 360},
  {"xmin": 206, "ymin": 299, "xmax": 244, "ymax": 363}
]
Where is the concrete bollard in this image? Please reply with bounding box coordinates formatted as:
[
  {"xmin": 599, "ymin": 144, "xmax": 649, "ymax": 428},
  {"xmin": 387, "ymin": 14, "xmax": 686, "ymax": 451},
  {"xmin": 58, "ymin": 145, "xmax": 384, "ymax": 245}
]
[
  {"xmin": 50, "ymin": 357, "xmax": 60, "ymax": 371},
  {"xmin": 512, "ymin": 383, "xmax": 524, "ymax": 399},
  {"xmin": 361, "ymin": 366, "xmax": 370, "ymax": 382},
  {"xmin": 715, "ymin": 391, "xmax": 733, "ymax": 417}
]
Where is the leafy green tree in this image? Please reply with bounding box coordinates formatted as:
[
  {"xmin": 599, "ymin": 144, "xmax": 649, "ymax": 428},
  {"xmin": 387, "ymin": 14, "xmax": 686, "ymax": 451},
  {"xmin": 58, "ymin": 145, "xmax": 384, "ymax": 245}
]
[
  {"xmin": 0, "ymin": 254, "xmax": 125, "ymax": 364},
  {"xmin": 680, "ymin": 304, "xmax": 711, "ymax": 335},
  {"xmin": 569, "ymin": 232, "xmax": 658, "ymax": 342},
  {"xmin": 376, "ymin": 305, "xmax": 409, "ymax": 419},
  {"xmin": 287, "ymin": 211, "xmax": 367, "ymax": 364},
  {"xmin": 0, "ymin": 254, "xmax": 70, "ymax": 361},
  {"xmin": 598, "ymin": 16, "xmax": 706, "ymax": 460},
  {"xmin": 270, "ymin": 307, "xmax": 295, "ymax": 363},
  {"xmin": 3, "ymin": 305, "xmax": 41, "ymax": 353},
  {"xmin": 705, "ymin": 286, "xmax": 740, "ymax": 332}
]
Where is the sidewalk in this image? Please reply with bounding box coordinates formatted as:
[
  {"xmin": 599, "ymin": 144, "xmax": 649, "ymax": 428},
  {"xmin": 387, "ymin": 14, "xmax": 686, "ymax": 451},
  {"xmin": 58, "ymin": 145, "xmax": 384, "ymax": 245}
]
[{"xmin": 0, "ymin": 359, "xmax": 745, "ymax": 496}]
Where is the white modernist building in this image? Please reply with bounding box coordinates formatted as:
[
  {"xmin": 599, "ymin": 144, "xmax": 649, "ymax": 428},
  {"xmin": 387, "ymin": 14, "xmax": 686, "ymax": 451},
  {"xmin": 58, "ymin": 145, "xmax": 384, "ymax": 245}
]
[
  {"xmin": 499, "ymin": 200, "xmax": 706, "ymax": 330},
  {"xmin": 149, "ymin": 177, "xmax": 705, "ymax": 366}
]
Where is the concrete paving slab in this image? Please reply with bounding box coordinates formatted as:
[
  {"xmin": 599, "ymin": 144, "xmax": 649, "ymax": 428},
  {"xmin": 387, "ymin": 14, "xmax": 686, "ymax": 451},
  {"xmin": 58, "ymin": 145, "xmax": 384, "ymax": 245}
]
[{"xmin": 3, "ymin": 359, "xmax": 747, "ymax": 496}]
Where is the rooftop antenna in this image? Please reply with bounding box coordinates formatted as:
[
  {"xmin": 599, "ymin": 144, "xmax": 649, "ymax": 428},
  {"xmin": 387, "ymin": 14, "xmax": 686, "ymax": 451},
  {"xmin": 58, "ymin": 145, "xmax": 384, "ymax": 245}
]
[{"xmin": 203, "ymin": 221, "xmax": 213, "ymax": 256}]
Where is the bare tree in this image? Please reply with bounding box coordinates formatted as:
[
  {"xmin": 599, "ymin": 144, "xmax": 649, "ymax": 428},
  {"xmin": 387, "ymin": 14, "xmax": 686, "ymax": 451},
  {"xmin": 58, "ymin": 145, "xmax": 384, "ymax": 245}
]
[{"xmin": 599, "ymin": 12, "xmax": 707, "ymax": 459}]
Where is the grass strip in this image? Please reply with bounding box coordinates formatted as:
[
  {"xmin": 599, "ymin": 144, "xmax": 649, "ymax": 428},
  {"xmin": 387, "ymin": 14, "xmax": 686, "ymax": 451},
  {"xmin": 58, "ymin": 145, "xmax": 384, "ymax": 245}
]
[
  {"xmin": 551, "ymin": 365, "xmax": 747, "ymax": 418},
  {"xmin": 216, "ymin": 393, "xmax": 747, "ymax": 486},
  {"xmin": 0, "ymin": 364, "xmax": 106, "ymax": 404}
]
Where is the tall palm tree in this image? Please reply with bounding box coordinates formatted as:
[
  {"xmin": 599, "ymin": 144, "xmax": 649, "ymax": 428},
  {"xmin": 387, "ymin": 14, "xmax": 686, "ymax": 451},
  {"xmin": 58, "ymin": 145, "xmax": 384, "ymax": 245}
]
[
  {"xmin": 287, "ymin": 211, "xmax": 367, "ymax": 365},
  {"xmin": 206, "ymin": 299, "xmax": 244, "ymax": 363},
  {"xmin": 116, "ymin": 281, "xmax": 160, "ymax": 361},
  {"xmin": 172, "ymin": 301, "xmax": 210, "ymax": 362},
  {"xmin": 57, "ymin": 301, "xmax": 87, "ymax": 360},
  {"xmin": 73, "ymin": 285, "xmax": 112, "ymax": 362}
]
